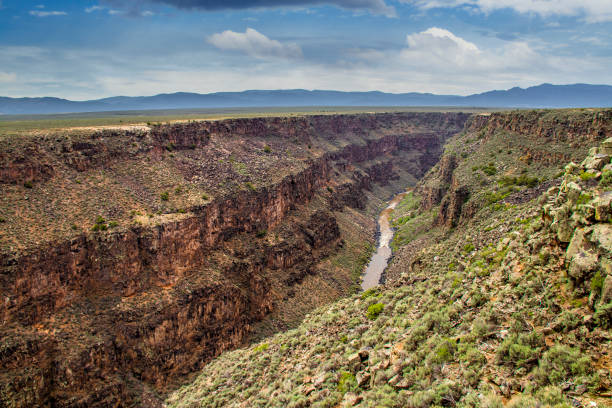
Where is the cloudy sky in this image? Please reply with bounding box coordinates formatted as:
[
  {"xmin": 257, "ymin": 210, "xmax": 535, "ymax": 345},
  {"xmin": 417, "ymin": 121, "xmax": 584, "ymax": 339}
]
[{"xmin": 1, "ymin": 0, "xmax": 611, "ymax": 99}]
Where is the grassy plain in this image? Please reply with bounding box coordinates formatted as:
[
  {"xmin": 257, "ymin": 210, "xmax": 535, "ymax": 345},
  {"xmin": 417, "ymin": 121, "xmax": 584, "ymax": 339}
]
[{"xmin": 0, "ymin": 106, "xmax": 499, "ymax": 136}]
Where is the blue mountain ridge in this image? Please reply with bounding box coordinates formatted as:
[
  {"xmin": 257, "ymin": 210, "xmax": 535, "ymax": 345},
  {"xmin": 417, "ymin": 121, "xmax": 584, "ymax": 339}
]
[{"xmin": 1, "ymin": 83, "xmax": 610, "ymax": 115}]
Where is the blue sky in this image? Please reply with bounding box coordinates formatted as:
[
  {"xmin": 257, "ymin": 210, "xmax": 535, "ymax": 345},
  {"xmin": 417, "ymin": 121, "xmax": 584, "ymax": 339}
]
[{"xmin": 1, "ymin": 0, "xmax": 611, "ymax": 99}]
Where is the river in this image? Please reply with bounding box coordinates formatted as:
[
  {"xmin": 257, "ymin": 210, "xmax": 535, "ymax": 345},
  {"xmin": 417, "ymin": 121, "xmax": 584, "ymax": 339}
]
[{"xmin": 361, "ymin": 191, "xmax": 408, "ymax": 290}]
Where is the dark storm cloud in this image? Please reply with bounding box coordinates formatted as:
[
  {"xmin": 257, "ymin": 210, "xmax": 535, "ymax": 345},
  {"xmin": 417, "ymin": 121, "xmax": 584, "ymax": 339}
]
[{"xmin": 102, "ymin": 0, "xmax": 396, "ymax": 16}]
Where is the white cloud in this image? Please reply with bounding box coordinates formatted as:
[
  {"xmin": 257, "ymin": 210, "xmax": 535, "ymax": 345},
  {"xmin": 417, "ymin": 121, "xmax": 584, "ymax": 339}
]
[
  {"xmin": 0, "ymin": 27, "xmax": 610, "ymax": 100},
  {"xmin": 349, "ymin": 0, "xmax": 396, "ymax": 17},
  {"xmin": 29, "ymin": 10, "xmax": 67, "ymax": 17},
  {"xmin": 208, "ymin": 28, "xmax": 303, "ymax": 59},
  {"xmin": 406, "ymin": 0, "xmax": 612, "ymax": 23},
  {"xmin": 403, "ymin": 27, "xmax": 480, "ymax": 65},
  {"xmin": 0, "ymin": 72, "xmax": 17, "ymax": 83},
  {"xmin": 399, "ymin": 27, "xmax": 541, "ymax": 76},
  {"xmin": 85, "ymin": 6, "xmax": 104, "ymax": 13}
]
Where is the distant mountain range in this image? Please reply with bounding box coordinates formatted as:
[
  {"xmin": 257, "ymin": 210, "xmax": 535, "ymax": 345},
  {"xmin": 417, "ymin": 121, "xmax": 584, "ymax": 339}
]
[{"xmin": 1, "ymin": 83, "xmax": 611, "ymax": 115}]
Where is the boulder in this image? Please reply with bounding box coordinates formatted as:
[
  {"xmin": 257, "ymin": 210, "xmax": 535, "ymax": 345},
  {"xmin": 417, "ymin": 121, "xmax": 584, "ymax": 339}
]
[
  {"xmin": 564, "ymin": 162, "xmax": 579, "ymax": 175},
  {"xmin": 591, "ymin": 224, "xmax": 612, "ymax": 253},
  {"xmin": 546, "ymin": 186, "xmax": 560, "ymax": 197},
  {"xmin": 568, "ymin": 250, "xmax": 599, "ymax": 280},
  {"xmin": 356, "ymin": 372, "xmax": 371, "ymax": 388},
  {"xmin": 341, "ymin": 393, "xmax": 362, "ymax": 407},
  {"xmin": 567, "ymin": 228, "xmax": 591, "ymax": 260},
  {"xmin": 556, "ymin": 219, "xmax": 574, "ymax": 243},
  {"xmin": 347, "ymin": 353, "xmax": 361, "ymax": 371},
  {"xmin": 582, "ymin": 154, "xmax": 610, "ymax": 171},
  {"xmin": 601, "ymin": 258, "xmax": 612, "ymax": 276},
  {"xmin": 593, "ymin": 191, "xmax": 612, "ymax": 222},
  {"xmin": 565, "ymin": 182, "xmax": 582, "ymax": 206},
  {"xmin": 601, "ymin": 275, "xmax": 612, "ymax": 305},
  {"xmin": 600, "ymin": 138, "xmax": 612, "ymax": 155}
]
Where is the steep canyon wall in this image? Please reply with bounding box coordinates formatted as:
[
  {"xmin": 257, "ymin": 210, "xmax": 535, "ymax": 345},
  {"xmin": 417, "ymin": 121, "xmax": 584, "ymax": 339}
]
[{"xmin": 0, "ymin": 112, "xmax": 469, "ymax": 407}]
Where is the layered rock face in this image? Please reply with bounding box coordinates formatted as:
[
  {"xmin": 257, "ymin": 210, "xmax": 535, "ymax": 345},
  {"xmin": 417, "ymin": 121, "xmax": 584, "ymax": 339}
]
[
  {"xmin": 0, "ymin": 112, "xmax": 468, "ymax": 407},
  {"xmin": 421, "ymin": 110, "xmax": 612, "ymax": 228}
]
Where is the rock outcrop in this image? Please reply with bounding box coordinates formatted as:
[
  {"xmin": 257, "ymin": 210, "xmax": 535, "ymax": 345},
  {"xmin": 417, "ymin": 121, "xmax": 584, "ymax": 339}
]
[{"xmin": 542, "ymin": 138, "xmax": 612, "ymax": 307}]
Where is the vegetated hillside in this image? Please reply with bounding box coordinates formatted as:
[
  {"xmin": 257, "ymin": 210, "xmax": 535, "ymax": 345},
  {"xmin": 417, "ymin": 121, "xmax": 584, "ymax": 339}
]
[
  {"xmin": 167, "ymin": 109, "xmax": 612, "ymax": 408},
  {"xmin": 0, "ymin": 112, "xmax": 469, "ymax": 407}
]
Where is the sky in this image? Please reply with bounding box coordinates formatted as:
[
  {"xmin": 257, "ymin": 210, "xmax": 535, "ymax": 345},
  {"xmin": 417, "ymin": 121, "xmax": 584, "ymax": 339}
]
[{"xmin": 0, "ymin": 0, "xmax": 611, "ymax": 99}]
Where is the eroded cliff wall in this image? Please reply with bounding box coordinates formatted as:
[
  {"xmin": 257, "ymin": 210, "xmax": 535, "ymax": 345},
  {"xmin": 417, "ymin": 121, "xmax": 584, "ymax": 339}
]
[{"xmin": 0, "ymin": 112, "xmax": 468, "ymax": 407}]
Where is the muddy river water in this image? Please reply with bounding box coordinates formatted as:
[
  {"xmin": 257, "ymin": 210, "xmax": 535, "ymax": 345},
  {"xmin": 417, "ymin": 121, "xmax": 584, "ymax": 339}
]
[{"xmin": 361, "ymin": 191, "xmax": 409, "ymax": 290}]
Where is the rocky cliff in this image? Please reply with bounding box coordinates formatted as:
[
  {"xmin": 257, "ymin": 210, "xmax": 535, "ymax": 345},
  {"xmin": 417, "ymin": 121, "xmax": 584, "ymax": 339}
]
[
  {"xmin": 0, "ymin": 112, "xmax": 468, "ymax": 407},
  {"xmin": 419, "ymin": 110, "xmax": 612, "ymax": 230},
  {"xmin": 165, "ymin": 110, "xmax": 612, "ymax": 408}
]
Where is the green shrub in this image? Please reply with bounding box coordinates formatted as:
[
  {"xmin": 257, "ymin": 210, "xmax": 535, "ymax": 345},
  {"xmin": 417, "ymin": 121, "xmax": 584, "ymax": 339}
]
[
  {"xmin": 496, "ymin": 332, "xmax": 543, "ymax": 369},
  {"xmin": 516, "ymin": 174, "xmax": 539, "ymax": 187},
  {"xmin": 23, "ymin": 181, "xmax": 33, "ymax": 188},
  {"xmin": 337, "ymin": 371, "xmax": 357, "ymax": 394},
  {"xmin": 432, "ymin": 339, "xmax": 455, "ymax": 363},
  {"xmin": 256, "ymin": 229, "xmax": 267, "ymax": 238},
  {"xmin": 482, "ymin": 163, "xmax": 497, "ymax": 176},
  {"xmin": 463, "ymin": 243, "xmax": 475, "ymax": 254},
  {"xmin": 108, "ymin": 221, "xmax": 118, "ymax": 228},
  {"xmin": 535, "ymin": 344, "xmax": 591, "ymax": 385},
  {"xmin": 576, "ymin": 193, "xmax": 592, "ymax": 205},
  {"xmin": 253, "ymin": 343, "xmax": 269, "ymax": 353},
  {"xmin": 481, "ymin": 394, "xmax": 503, "ymax": 408},
  {"xmin": 579, "ymin": 171, "xmax": 597, "ymax": 181},
  {"xmin": 594, "ymin": 302, "xmax": 612, "ymax": 329},
  {"xmin": 459, "ymin": 346, "xmax": 487, "ymax": 370},
  {"xmin": 92, "ymin": 215, "xmax": 109, "ymax": 232},
  {"xmin": 361, "ymin": 288, "xmax": 380, "ymax": 300},
  {"xmin": 484, "ymin": 188, "xmax": 513, "ymax": 205},
  {"xmin": 590, "ymin": 271, "xmax": 604, "ymax": 293},
  {"xmin": 393, "ymin": 215, "xmax": 414, "ymax": 226},
  {"xmin": 245, "ymin": 182, "xmax": 256, "ymax": 191},
  {"xmin": 600, "ymin": 169, "xmax": 612, "ymax": 187},
  {"xmin": 201, "ymin": 193, "xmax": 209, "ymax": 200},
  {"xmin": 263, "ymin": 145, "xmax": 272, "ymax": 153},
  {"xmin": 366, "ymin": 303, "xmax": 384, "ymax": 320},
  {"xmin": 555, "ymin": 311, "xmax": 581, "ymax": 333},
  {"xmin": 535, "ymin": 386, "xmax": 571, "ymax": 407},
  {"xmin": 160, "ymin": 191, "xmax": 169, "ymax": 201}
]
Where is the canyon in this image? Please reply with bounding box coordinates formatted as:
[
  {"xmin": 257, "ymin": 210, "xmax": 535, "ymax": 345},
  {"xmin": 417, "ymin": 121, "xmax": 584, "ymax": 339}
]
[
  {"xmin": 167, "ymin": 108, "xmax": 612, "ymax": 408},
  {"xmin": 3, "ymin": 109, "xmax": 611, "ymax": 408},
  {"xmin": 0, "ymin": 112, "xmax": 468, "ymax": 407}
]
